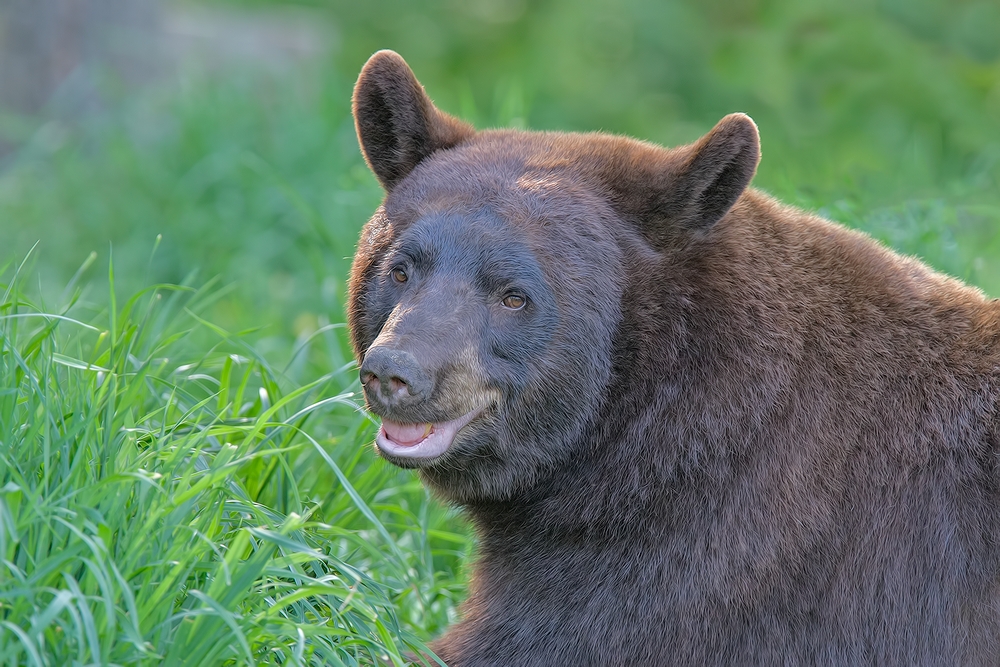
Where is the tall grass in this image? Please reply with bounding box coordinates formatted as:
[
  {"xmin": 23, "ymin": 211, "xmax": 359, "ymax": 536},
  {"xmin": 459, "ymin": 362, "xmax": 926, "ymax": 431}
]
[{"xmin": 0, "ymin": 254, "xmax": 466, "ymax": 665}]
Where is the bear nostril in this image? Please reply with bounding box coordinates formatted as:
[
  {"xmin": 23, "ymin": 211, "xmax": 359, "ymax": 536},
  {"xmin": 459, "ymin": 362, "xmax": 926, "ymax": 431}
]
[{"xmin": 359, "ymin": 346, "xmax": 431, "ymax": 403}]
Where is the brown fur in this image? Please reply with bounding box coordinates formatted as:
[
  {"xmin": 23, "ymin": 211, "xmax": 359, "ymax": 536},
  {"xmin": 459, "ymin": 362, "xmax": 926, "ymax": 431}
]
[{"xmin": 348, "ymin": 50, "xmax": 1000, "ymax": 666}]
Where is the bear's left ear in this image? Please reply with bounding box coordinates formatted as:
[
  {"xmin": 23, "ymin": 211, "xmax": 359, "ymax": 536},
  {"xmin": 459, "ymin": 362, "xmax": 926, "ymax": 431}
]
[
  {"xmin": 353, "ymin": 50, "xmax": 475, "ymax": 190},
  {"xmin": 671, "ymin": 113, "xmax": 760, "ymax": 230}
]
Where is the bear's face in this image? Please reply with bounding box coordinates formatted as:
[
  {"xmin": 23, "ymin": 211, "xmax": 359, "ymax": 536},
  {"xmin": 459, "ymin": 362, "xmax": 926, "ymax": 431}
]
[
  {"xmin": 349, "ymin": 51, "xmax": 760, "ymax": 503},
  {"xmin": 350, "ymin": 135, "xmax": 625, "ymax": 501}
]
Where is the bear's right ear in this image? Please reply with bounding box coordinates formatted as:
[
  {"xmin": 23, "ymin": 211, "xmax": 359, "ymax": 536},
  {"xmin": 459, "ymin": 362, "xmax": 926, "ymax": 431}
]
[{"xmin": 353, "ymin": 50, "xmax": 475, "ymax": 190}]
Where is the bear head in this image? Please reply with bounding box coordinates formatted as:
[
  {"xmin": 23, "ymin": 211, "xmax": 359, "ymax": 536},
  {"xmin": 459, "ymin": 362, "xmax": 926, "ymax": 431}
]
[{"xmin": 348, "ymin": 50, "xmax": 760, "ymax": 504}]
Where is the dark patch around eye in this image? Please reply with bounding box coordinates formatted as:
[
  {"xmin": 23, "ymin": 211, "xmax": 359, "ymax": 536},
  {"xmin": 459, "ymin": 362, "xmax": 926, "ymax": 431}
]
[
  {"xmin": 476, "ymin": 247, "xmax": 547, "ymax": 296},
  {"xmin": 390, "ymin": 239, "xmax": 436, "ymax": 276}
]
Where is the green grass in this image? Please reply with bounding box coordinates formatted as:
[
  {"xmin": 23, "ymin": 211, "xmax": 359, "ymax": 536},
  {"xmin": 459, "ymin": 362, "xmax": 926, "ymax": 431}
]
[
  {"xmin": 0, "ymin": 0, "xmax": 998, "ymax": 663},
  {"xmin": 0, "ymin": 254, "xmax": 466, "ymax": 665}
]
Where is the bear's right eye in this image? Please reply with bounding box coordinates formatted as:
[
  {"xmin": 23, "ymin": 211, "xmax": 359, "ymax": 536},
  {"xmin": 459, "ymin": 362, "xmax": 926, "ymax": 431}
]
[{"xmin": 391, "ymin": 267, "xmax": 408, "ymax": 284}]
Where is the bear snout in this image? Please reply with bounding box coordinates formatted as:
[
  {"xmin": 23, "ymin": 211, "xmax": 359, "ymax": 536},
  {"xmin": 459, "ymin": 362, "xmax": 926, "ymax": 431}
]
[{"xmin": 359, "ymin": 346, "xmax": 434, "ymax": 409}]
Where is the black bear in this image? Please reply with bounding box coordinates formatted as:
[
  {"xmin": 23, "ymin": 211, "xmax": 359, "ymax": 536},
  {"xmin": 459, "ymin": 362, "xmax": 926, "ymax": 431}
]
[{"xmin": 347, "ymin": 50, "xmax": 1000, "ymax": 666}]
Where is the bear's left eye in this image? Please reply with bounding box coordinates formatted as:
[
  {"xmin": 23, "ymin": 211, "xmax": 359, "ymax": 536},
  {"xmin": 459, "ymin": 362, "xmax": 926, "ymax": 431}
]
[
  {"xmin": 390, "ymin": 267, "xmax": 408, "ymax": 284},
  {"xmin": 501, "ymin": 293, "xmax": 526, "ymax": 310}
]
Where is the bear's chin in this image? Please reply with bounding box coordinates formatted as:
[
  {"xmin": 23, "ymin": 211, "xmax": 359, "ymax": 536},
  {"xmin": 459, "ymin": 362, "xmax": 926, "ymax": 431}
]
[{"xmin": 375, "ymin": 408, "xmax": 484, "ymax": 464}]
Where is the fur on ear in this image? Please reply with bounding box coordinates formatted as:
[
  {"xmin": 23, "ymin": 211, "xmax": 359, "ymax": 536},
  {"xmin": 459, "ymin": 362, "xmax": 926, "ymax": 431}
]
[
  {"xmin": 674, "ymin": 113, "xmax": 761, "ymax": 229},
  {"xmin": 581, "ymin": 113, "xmax": 761, "ymax": 245},
  {"xmin": 352, "ymin": 50, "xmax": 475, "ymax": 190}
]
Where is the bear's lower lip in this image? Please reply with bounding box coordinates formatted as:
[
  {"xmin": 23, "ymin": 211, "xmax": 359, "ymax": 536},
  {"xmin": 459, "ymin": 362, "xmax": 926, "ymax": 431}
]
[{"xmin": 376, "ymin": 408, "xmax": 483, "ymax": 460}]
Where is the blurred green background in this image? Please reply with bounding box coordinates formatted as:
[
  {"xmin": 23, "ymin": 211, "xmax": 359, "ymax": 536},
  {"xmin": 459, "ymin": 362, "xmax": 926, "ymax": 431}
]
[{"xmin": 1, "ymin": 0, "xmax": 998, "ymax": 346}]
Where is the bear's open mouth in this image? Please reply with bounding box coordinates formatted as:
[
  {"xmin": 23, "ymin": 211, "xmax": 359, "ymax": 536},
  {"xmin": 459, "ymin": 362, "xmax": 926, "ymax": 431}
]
[{"xmin": 376, "ymin": 408, "xmax": 483, "ymax": 460}]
